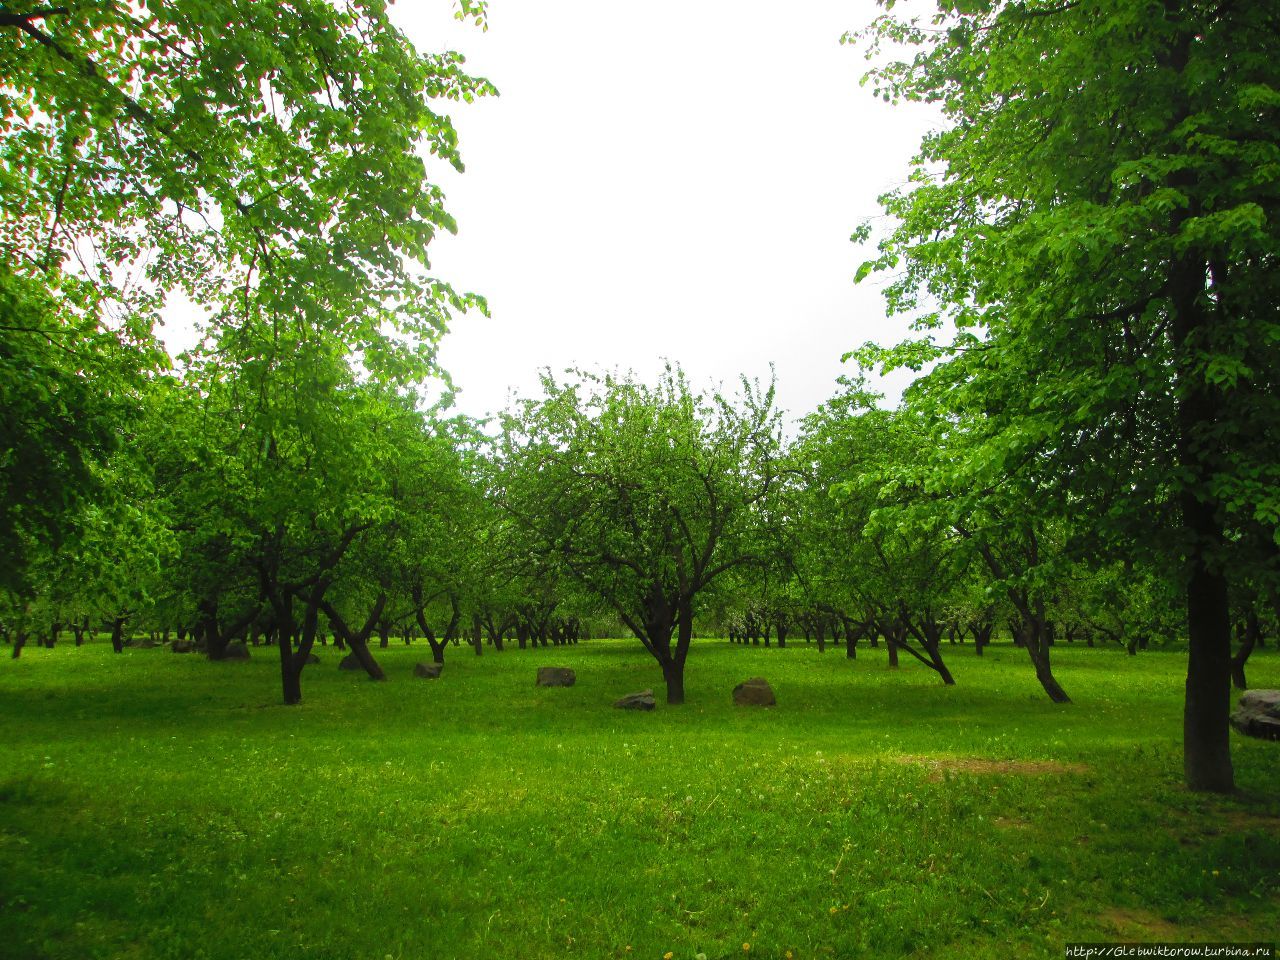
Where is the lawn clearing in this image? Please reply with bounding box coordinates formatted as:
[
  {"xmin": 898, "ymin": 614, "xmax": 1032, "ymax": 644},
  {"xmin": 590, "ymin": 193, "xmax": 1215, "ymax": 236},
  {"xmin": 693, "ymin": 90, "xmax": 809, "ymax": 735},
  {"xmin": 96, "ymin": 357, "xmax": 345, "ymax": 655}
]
[{"xmin": 2, "ymin": 639, "xmax": 1277, "ymax": 960}]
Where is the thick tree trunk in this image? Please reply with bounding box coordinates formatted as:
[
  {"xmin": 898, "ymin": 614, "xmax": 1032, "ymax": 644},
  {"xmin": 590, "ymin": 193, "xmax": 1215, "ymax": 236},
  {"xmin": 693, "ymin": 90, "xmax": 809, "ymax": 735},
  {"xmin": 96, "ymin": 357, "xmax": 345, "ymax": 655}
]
[
  {"xmin": 1021, "ymin": 606, "xmax": 1070, "ymax": 703},
  {"xmin": 662, "ymin": 659, "xmax": 686, "ymax": 706},
  {"xmin": 1169, "ymin": 244, "xmax": 1234, "ymax": 790},
  {"xmin": 636, "ymin": 588, "xmax": 686, "ymax": 705},
  {"xmin": 973, "ymin": 622, "xmax": 992, "ymax": 657},
  {"xmin": 200, "ymin": 600, "xmax": 229, "ymax": 660},
  {"xmin": 1183, "ymin": 555, "xmax": 1233, "ymax": 790},
  {"xmin": 1028, "ymin": 646, "xmax": 1070, "ymax": 703},
  {"xmin": 428, "ymin": 636, "xmax": 446, "ymax": 663},
  {"xmin": 842, "ymin": 617, "xmax": 861, "ymax": 660},
  {"xmin": 920, "ymin": 625, "xmax": 955, "ymax": 686},
  {"xmin": 346, "ymin": 636, "xmax": 387, "ymax": 679},
  {"xmin": 415, "ymin": 614, "xmax": 449, "ymax": 666},
  {"xmin": 109, "ymin": 617, "xmax": 126, "ymax": 654},
  {"xmin": 931, "ymin": 650, "xmax": 955, "ymax": 685}
]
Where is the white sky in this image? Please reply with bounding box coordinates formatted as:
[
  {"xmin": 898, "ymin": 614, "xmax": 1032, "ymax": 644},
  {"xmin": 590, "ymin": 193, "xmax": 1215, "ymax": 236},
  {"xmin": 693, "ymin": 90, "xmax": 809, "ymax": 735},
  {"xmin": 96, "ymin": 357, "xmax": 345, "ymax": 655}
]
[{"xmin": 395, "ymin": 1, "xmax": 940, "ymax": 425}]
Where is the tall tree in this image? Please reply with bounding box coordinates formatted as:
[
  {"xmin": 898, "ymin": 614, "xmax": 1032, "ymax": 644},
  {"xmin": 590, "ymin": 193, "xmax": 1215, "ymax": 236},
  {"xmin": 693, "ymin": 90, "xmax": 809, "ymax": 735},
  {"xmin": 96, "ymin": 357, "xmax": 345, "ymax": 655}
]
[
  {"xmin": 851, "ymin": 0, "xmax": 1280, "ymax": 791},
  {"xmin": 1, "ymin": 0, "xmax": 492, "ymax": 589}
]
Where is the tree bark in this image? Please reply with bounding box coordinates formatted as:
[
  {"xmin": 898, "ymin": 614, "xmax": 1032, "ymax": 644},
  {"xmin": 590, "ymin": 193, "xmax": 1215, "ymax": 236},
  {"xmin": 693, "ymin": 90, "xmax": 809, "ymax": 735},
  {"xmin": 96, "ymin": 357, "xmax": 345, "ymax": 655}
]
[
  {"xmin": 660, "ymin": 659, "xmax": 685, "ymax": 705},
  {"xmin": 109, "ymin": 616, "xmax": 126, "ymax": 654}
]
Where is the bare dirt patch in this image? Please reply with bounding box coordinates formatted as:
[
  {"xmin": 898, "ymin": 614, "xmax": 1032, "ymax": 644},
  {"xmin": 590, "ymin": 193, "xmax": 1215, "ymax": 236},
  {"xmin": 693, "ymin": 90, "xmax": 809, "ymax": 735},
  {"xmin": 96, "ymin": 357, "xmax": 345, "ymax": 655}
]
[
  {"xmin": 1222, "ymin": 809, "xmax": 1280, "ymax": 835},
  {"xmin": 893, "ymin": 755, "xmax": 1090, "ymax": 781},
  {"xmin": 1099, "ymin": 900, "xmax": 1280, "ymax": 943},
  {"xmin": 1100, "ymin": 907, "xmax": 1182, "ymax": 940}
]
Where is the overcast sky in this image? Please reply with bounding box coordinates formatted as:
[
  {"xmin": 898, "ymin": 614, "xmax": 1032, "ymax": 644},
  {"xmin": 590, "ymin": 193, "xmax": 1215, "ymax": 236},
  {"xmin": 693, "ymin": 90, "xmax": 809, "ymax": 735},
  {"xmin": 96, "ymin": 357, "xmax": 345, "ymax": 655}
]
[{"xmin": 392, "ymin": 1, "xmax": 940, "ymax": 424}]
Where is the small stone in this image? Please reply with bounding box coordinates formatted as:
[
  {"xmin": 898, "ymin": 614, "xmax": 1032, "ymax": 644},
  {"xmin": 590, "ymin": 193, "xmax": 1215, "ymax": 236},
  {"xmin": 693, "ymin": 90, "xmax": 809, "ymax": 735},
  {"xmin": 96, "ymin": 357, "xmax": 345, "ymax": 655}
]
[
  {"xmin": 732, "ymin": 677, "xmax": 776, "ymax": 707},
  {"xmin": 536, "ymin": 666, "xmax": 576, "ymax": 687},
  {"xmin": 1231, "ymin": 689, "xmax": 1280, "ymax": 741},
  {"xmin": 414, "ymin": 662, "xmax": 443, "ymax": 679},
  {"xmin": 613, "ymin": 690, "xmax": 656, "ymax": 711},
  {"xmin": 338, "ymin": 653, "xmax": 363, "ymax": 671},
  {"xmin": 222, "ymin": 640, "xmax": 250, "ymax": 660}
]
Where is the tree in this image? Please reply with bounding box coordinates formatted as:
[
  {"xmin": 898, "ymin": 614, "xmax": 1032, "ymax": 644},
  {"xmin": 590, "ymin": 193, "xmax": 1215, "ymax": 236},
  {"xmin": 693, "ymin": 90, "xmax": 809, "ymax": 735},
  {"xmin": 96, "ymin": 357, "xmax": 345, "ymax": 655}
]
[
  {"xmin": 499, "ymin": 366, "xmax": 782, "ymax": 704},
  {"xmin": 797, "ymin": 383, "xmax": 961, "ymax": 685},
  {"xmin": 851, "ymin": 1, "xmax": 1280, "ymax": 792},
  {"xmin": 1, "ymin": 0, "xmax": 493, "ymax": 589}
]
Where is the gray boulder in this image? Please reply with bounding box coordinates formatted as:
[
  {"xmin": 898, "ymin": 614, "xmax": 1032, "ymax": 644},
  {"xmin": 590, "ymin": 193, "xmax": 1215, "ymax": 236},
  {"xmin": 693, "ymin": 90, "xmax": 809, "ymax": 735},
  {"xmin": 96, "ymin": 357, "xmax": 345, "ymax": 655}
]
[
  {"xmin": 1231, "ymin": 689, "xmax": 1280, "ymax": 741},
  {"xmin": 732, "ymin": 677, "xmax": 776, "ymax": 707},
  {"xmin": 613, "ymin": 689, "xmax": 656, "ymax": 711},
  {"xmin": 414, "ymin": 662, "xmax": 443, "ymax": 679},
  {"xmin": 536, "ymin": 666, "xmax": 576, "ymax": 687},
  {"xmin": 223, "ymin": 641, "xmax": 250, "ymax": 660},
  {"xmin": 170, "ymin": 640, "xmax": 194, "ymax": 654}
]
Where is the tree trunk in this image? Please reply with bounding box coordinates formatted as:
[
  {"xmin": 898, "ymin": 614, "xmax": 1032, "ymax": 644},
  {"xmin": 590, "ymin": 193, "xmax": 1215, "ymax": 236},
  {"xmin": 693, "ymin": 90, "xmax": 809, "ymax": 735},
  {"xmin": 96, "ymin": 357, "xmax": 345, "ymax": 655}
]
[
  {"xmin": 1019, "ymin": 602, "xmax": 1070, "ymax": 703},
  {"xmin": 841, "ymin": 617, "xmax": 858, "ymax": 660},
  {"xmin": 973, "ymin": 622, "xmax": 992, "ymax": 657},
  {"xmin": 428, "ymin": 636, "xmax": 446, "ymax": 663},
  {"xmin": 278, "ymin": 622, "xmax": 302, "ymax": 705},
  {"xmin": 109, "ymin": 617, "xmax": 127, "ymax": 654},
  {"xmin": 921, "ymin": 626, "xmax": 955, "ymax": 686},
  {"xmin": 1183, "ymin": 558, "xmax": 1233, "ymax": 791},
  {"xmin": 1231, "ymin": 611, "xmax": 1259, "ymax": 691},
  {"xmin": 931, "ymin": 649, "xmax": 955, "ymax": 685},
  {"xmin": 319, "ymin": 594, "xmax": 388, "ymax": 681},
  {"xmin": 1030, "ymin": 650, "xmax": 1071, "ymax": 703},
  {"xmin": 661, "ymin": 659, "xmax": 686, "ymax": 705}
]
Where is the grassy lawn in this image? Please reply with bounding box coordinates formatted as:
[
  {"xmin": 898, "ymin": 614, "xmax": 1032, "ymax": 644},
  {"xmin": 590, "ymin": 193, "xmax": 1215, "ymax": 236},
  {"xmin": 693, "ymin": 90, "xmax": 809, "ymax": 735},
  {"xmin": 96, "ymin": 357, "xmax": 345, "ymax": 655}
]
[{"xmin": 1, "ymin": 637, "xmax": 1277, "ymax": 960}]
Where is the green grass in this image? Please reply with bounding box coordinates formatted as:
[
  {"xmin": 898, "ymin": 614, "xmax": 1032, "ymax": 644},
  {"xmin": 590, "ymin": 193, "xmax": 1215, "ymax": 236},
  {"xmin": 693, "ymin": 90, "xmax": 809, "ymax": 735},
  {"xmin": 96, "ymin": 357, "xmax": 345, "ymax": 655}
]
[{"xmin": 2, "ymin": 637, "xmax": 1278, "ymax": 960}]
